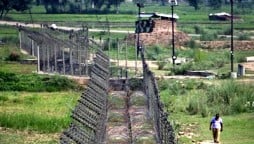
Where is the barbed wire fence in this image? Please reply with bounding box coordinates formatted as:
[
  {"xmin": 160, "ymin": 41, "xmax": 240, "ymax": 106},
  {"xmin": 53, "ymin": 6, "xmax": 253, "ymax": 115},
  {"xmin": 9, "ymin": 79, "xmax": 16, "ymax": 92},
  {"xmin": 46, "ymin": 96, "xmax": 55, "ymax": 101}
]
[
  {"xmin": 18, "ymin": 23, "xmax": 176, "ymax": 143},
  {"xmin": 60, "ymin": 49, "xmax": 110, "ymax": 144},
  {"xmin": 141, "ymin": 45, "xmax": 176, "ymax": 144},
  {"xmin": 19, "ymin": 26, "xmax": 139, "ymax": 77}
]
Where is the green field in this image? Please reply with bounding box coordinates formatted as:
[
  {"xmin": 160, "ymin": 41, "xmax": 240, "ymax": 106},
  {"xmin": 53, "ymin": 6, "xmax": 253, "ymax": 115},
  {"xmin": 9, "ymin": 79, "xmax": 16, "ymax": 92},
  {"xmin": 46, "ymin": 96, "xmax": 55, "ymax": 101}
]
[
  {"xmin": 3, "ymin": 3, "xmax": 254, "ymax": 30},
  {"xmin": 0, "ymin": 1, "xmax": 254, "ymax": 144}
]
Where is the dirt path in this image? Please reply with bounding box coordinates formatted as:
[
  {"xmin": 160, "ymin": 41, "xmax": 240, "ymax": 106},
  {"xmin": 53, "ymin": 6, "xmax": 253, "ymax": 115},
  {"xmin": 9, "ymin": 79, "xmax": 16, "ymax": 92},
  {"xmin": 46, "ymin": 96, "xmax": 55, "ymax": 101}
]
[{"xmin": 0, "ymin": 20, "xmax": 133, "ymax": 33}]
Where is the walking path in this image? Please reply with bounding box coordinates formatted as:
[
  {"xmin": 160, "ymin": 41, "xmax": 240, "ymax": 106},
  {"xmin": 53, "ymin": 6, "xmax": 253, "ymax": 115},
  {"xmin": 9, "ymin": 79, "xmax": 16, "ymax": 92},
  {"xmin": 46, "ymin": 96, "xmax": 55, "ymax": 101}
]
[{"xmin": 0, "ymin": 20, "xmax": 134, "ymax": 33}]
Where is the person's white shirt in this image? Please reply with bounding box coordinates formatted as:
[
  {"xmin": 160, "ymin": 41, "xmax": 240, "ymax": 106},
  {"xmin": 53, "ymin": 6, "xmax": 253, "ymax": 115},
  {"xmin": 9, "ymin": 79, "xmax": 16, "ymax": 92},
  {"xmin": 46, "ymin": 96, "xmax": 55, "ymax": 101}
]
[{"xmin": 211, "ymin": 117, "xmax": 223, "ymax": 129}]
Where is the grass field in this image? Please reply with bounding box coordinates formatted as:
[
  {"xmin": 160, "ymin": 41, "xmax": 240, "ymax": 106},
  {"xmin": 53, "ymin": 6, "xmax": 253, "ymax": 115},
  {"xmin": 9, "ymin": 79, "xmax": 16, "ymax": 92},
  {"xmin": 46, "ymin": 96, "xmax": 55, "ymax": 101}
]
[
  {"xmin": 3, "ymin": 3, "xmax": 254, "ymax": 30},
  {"xmin": 171, "ymin": 112, "xmax": 254, "ymax": 144},
  {"xmin": 0, "ymin": 2, "xmax": 254, "ymax": 144},
  {"xmin": 0, "ymin": 91, "xmax": 80, "ymax": 144}
]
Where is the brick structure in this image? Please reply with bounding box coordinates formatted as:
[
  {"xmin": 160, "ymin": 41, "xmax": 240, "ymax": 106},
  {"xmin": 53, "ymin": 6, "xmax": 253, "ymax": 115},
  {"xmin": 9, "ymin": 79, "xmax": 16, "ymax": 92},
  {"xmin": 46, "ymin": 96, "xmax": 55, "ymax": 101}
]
[{"xmin": 127, "ymin": 13, "xmax": 190, "ymax": 47}]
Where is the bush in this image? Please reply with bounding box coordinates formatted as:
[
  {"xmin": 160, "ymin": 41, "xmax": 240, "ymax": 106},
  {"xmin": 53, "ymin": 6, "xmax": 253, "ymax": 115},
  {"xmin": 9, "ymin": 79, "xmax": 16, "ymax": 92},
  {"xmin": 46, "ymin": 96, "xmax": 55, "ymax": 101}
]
[
  {"xmin": 7, "ymin": 51, "xmax": 20, "ymax": 61},
  {"xmin": 157, "ymin": 56, "xmax": 167, "ymax": 70},
  {"xmin": 200, "ymin": 32, "xmax": 218, "ymax": 41},
  {"xmin": 0, "ymin": 112, "xmax": 69, "ymax": 133},
  {"xmin": 1, "ymin": 36, "xmax": 18, "ymax": 44},
  {"xmin": 187, "ymin": 39, "xmax": 199, "ymax": 49},
  {"xmin": 222, "ymin": 28, "xmax": 231, "ymax": 35},
  {"xmin": 206, "ymin": 81, "xmax": 254, "ymax": 115},
  {"xmin": 171, "ymin": 63, "xmax": 192, "ymax": 75},
  {"xmin": 159, "ymin": 79, "xmax": 254, "ymax": 117},
  {"xmin": 194, "ymin": 25, "xmax": 205, "ymax": 34},
  {"xmin": 238, "ymin": 33, "xmax": 251, "ymax": 40},
  {"xmin": 129, "ymin": 78, "xmax": 143, "ymax": 91},
  {"xmin": 0, "ymin": 72, "xmax": 78, "ymax": 92},
  {"xmin": 146, "ymin": 45, "xmax": 164, "ymax": 60}
]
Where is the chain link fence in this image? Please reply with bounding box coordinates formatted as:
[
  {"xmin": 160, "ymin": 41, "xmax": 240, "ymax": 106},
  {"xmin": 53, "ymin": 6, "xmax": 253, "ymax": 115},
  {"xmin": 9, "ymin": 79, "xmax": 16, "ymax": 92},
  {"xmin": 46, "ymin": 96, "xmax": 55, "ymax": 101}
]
[
  {"xmin": 142, "ymin": 54, "xmax": 176, "ymax": 144},
  {"xmin": 19, "ymin": 26, "xmax": 91, "ymax": 76}
]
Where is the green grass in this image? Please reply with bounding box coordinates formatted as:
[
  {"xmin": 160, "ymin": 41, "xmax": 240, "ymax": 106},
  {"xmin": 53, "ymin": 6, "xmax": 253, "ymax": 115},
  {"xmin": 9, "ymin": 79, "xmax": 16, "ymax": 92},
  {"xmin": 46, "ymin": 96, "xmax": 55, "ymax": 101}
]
[
  {"xmin": 0, "ymin": 62, "xmax": 36, "ymax": 74},
  {"xmin": 0, "ymin": 25, "xmax": 18, "ymax": 36},
  {"xmin": 159, "ymin": 79, "xmax": 254, "ymax": 143},
  {"xmin": 3, "ymin": 3, "xmax": 254, "ymax": 31},
  {"xmin": 171, "ymin": 112, "xmax": 254, "ymax": 144},
  {"xmin": 0, "ymin": 91, "xmax": 80, "ymax": 133}
]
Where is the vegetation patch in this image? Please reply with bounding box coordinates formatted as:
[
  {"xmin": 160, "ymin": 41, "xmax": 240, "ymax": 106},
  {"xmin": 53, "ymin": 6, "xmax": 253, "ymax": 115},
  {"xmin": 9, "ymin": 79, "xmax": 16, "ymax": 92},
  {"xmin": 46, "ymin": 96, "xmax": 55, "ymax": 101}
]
[
  {"xmin": 0, "ymin": 91, "xmax": 79, "ymax": 134},
  {"xmin": 0, "ymin": 72, "xmax": 79, "ymax": 92}
]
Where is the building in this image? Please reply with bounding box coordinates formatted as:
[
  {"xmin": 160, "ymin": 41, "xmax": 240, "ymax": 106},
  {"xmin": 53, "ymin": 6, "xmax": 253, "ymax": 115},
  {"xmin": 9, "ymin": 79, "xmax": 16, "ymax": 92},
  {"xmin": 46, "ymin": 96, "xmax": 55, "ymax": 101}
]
[{"xmin": 127, "ymin": 12, "xmax": 189, "ymax": 46}]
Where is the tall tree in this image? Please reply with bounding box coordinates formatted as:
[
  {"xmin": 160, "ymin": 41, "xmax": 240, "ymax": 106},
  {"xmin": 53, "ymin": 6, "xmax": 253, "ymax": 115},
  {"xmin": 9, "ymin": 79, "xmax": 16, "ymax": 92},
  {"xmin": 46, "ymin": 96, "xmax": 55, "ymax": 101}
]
[
  {"xmin": 187, "ymin": 0, "xmax": 202, "ymax": 10},
  {"xmin": 0, "ymin": 0, "xmax": 32, "ymax": 19},
  {"xmin": 41, "ymin": 0, "xmax": 67, "ymax": 13},
  {"xmin": 107, "ymin": 0, "xmax": 125, "ymax": 13},
  {"xmin": 12, "ymin": 0, "xmax": 33, "ymax": 11},
  {"xmin": 208, "ymin": 0, "xmax": 222, "ymax": 9}
]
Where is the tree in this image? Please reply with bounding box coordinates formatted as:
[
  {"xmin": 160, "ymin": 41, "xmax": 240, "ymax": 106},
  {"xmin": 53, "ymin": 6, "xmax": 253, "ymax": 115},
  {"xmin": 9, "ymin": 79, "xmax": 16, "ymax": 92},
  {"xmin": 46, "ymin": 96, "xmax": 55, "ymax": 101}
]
[
  {"xmin": 41, "ymin": 0, "xmax": 68, "ymax": 13},
  {"xmin": 237, "ymin": 0, "xmax": 253, "ymax": 13},
  {"xmin": 0, "ymin": 0, "xmax": 32, "ymax": 19},
  {"xmin": 208, "ymin": 0, "xmax": 223, "ymax": 9},
  {"xmin": 187, "ymin": 0, "xmax": 202, "ymax": 10},
  {"xmin": 12, "ymin": 0, "xmax": 33, "ymax": 12},
  {"xmin": 106, "ymin": 0, "xmax": 125, "ymax": 13},
  {"xmin": 0, "ymin": 0, "xmax": 14, "ymax": 19}
]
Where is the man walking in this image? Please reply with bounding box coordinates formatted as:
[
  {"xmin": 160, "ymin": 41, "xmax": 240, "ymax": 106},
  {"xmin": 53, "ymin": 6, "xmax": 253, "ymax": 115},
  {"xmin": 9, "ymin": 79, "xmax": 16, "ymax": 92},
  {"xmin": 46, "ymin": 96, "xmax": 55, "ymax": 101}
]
[{"xmin": 209, "ymin": 113, "xmax": 223, "ymax": 143}]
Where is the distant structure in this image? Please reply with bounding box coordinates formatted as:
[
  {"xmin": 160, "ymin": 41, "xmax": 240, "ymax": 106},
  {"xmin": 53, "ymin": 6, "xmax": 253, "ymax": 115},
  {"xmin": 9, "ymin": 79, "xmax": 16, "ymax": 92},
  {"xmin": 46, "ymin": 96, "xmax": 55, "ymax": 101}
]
[
  {"xmin": 209, "ymin": 12, "xmax": 242, "ymax": 21},
  {"xmin": 127, "ymin": 12, "xmax": 189, "ymax": 46}
]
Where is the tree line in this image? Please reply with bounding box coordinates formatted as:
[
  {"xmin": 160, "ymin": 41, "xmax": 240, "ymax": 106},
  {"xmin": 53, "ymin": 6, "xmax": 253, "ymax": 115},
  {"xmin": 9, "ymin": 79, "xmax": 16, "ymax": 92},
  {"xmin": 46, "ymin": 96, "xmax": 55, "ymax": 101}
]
[{"xmin": 187, "ymin": 0, "xmax": 254, "ymax": 10}]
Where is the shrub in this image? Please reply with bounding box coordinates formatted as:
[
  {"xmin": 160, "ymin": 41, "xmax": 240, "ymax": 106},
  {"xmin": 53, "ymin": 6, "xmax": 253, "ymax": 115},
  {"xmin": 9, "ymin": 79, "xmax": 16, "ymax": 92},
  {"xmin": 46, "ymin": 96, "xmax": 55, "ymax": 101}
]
[
  {"xmin": 0, "ymin": 72, "xmax": 78, "ymax": 92},
  {"xmin": 171, "ymin": 63, "xmax": 192, "ymax": 75},
  {"xmin": 157, "ymin": 56, "xmax": 167, "ymax": 70},
  {"xmin": 43, "ymin": 75, "xmax": 77, "ymax": 92},
  {"xmin": 194, "ymin": 25, "xmax": 205, "ymax": 34},
  {"xmin": 146, "ymin": 45, "xmax": 164, "ymax": 60},
  {"xmin": 187, "ymin": 39, "xmax": 198, "ymax": 49},
  {"xmin": 1, "ymin": 36, "xmax": 18, "ymax": 44},
  {"xmin": 186, "ymin": 99, "xmax": 199, "ymax": 115},
  {"xmin": 200, "ymin": 32, "xmax": 218, "ymax": 41},
  {"xmin": 206, "ymin": 81, "xmax": 254, "ymax": 115},
  {"xmin": 0, "ymin": 112, "xmax": 70, "ymax": 133},
  {"xmin": 222, "ymin": 28, "xmax": 231, "ymax": 35},
  {"xmin": 129, "ymin": 78, "xmax": 143, "ymax": 91},
  {"xmin": 238, "ymin": 33, "xmax": 251, "ymax": 40},
  {"xmin": 7, "ymin": 51, "xmax": 21, "ymax": 61}
]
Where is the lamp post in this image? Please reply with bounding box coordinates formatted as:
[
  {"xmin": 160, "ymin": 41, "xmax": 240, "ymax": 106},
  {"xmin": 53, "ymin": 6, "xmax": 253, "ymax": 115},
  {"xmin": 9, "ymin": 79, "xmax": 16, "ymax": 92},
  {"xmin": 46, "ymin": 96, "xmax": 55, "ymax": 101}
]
[
  {"xmin": 137, "ymin": 3, "xmax": 144, "ymax": 55},
  {"xmin": 135, "ymin": 3, "xmax": 144, "ymax": 75},
  {"xmin": 170, "ymin": 0, "xmax": 177, "ymax": 67},
  {"xmin": 230, "ymin": 0, "xmax": 234, "ymax": 72}
]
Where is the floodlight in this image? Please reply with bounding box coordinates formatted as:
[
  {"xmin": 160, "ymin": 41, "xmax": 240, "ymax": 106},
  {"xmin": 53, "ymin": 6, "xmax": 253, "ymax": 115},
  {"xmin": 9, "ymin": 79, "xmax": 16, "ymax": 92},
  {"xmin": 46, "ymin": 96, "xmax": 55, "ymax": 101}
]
[
  {"xmin": 170, "ymin": 0, "xmax": 178, "ymax": 6},
  {"xmin": 137, "ymin": 3, "xmax": 144, "ymax": 8}
]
